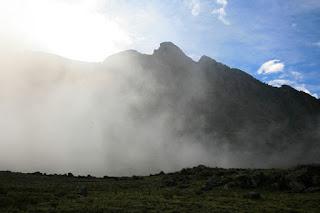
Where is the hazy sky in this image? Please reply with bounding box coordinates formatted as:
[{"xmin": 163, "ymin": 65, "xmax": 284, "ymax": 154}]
[{"xmin": 0, "ymin": 0, "xmax": 319, "ymax": 97}]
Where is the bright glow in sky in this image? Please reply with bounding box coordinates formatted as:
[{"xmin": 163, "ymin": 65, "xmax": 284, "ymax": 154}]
[
  {"xmin": 0, "ymin": 0, "xmax": 133, "ymax": 61},
  {"xmin": 0, "ymin": 0, "xmax": 319, "ymax": 97}
]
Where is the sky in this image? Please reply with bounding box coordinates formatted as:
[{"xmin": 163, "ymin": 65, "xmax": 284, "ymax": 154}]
[{"xmin": 0, "ymin": 0, "xmax": 319, "ymax": 98}]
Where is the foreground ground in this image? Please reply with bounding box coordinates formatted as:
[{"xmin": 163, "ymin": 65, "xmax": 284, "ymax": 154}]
[{"xmin": 1, "ymin": 165, "xmax": 320, "ymax": 213}]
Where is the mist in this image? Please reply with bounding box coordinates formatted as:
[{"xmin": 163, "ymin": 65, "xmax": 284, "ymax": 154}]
[
  {"xmin": 0, "ymin": 46, "xmax": 215, "ymax": 176},
  {"xmin": 1, "ymin": 34, "xmax": 320, "ymax": 177}
]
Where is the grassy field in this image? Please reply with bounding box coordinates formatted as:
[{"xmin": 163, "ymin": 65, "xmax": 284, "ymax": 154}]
[{"xmin": 1, "ymin": 165, "xmax": 320, "ymax": 212}]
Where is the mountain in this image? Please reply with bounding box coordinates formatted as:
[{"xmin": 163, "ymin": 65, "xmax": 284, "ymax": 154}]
[
  {"xmin": 102, "ymin": 42, "xmax": 320, "ymax": 167},
  {"xmin": 0, "ymin": 42, "xmax": 319, "ymax": 175}
]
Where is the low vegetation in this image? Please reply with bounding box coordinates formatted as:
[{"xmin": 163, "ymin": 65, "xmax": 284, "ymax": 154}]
[{"xmin": 1, "ymin": 165, "xmax": 320, "ymax": 212}]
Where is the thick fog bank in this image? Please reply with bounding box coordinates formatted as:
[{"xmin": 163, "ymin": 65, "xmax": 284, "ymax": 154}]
[
  {"xmin": 0, "ymin": 50, "xmax": 212, "ymax": 176},
  {"xmin": 0, "ymin": 46, "xmax": 319, "ymax": 176}
]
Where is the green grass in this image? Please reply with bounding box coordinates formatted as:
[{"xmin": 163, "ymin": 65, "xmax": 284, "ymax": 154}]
[{"xmin": 1, "ymin": 165, "xmax": 320, "ymax": 212}]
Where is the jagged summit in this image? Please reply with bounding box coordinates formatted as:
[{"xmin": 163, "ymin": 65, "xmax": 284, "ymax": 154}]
[
  {"xmin": 198, "ymin": 55, "xmax": 217, "ymax": 64},
  {"xmin": 105, "ymin": 42, "xmax": 214, "ymax": 66},
  {"xmin": 153, "ymin": 42, "xmax": 184, "ymax": 55},
  {"xmin": 197, "ymin": 55, "xmax": 230, "ymax": 71},
  {"xmin": 152, "ymin": 42, "xmax": 194, "ymax": 65}
]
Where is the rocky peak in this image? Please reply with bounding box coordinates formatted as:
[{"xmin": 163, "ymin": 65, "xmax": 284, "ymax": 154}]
[{"xmin": 153, "ymin": 42, "xmax": 194, "ymax": 65}]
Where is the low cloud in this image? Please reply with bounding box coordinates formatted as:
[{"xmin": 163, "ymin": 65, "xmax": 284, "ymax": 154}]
[
  {"xmin": 266, "ymin": 68, "xmax": 318, "ymax": 99},
  {"xmin": 268, "ymin": 79, "xmax": 293, "ymax": 87},
  {"xmin": 212, "ymin": 0, "xmax": 230, "ymax": 25},
  {"xmin": 258, "ymin": 59, "xmax": 285, "ymax": 74},
  {"xmin": 268, "ymin": 79, "xmax": 318, "ymax": 98}
]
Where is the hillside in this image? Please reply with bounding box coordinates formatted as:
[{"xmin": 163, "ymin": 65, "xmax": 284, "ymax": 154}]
[
  {"xmin": 0, "ymin": 42, "xmax": 319, "ymax": 175},
  {"xmin": 101, "ymin": 42, "xmax": 320, "ymax": 168},
  {"xmin": 1, "ymin": 165, "xmax": 320, "ymax": 212}
]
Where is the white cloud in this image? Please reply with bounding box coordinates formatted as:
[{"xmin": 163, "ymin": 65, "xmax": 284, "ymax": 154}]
[
  {"xmin": 268, "ymin": 79, "xmax": 293, "ymax": 87},
  {"xmin": 212, "ymin": 0, "xmax": 230, "ymax": 25},
  {"xmin": 268, "ymin": 79, "xmax": 318, "ymax": 98},
  {"xmin": 186, "ymin": 0, "xmax": 201, "ymax": 16},
  {"xmin": 257, "ymin": 59, "xmax": 285, "ymax": 74}
]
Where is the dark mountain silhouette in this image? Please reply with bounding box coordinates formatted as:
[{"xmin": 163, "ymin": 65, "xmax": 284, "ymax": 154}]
[
  {"xmin": 102, "ymin": 42, "xmax": 320, "ymax": 166},
  {"xmin": 1, "ymin": 42, "xmax": 319, "ymax": 172}
]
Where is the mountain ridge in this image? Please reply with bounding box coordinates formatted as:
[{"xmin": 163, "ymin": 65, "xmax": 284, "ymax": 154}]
[
  {"xmin": 102, "ymin": 42, "xmax": 320, "ymax": 167},
  {"xmin": 0, "ymin": 41, "xmax": 319, "ymax": 174},
  {"xmin": 105, "ymin": 42, "xmax": 319, "ymax": 100}
]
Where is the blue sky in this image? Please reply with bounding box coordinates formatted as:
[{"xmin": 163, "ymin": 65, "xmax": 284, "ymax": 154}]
[
  {"xmin": 132, "ymin": 0, "xmax": 320, "ymax": 98},
  {"xmin": 0, "ymin": 0, "xmax": 319, "ymax": 98}
]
